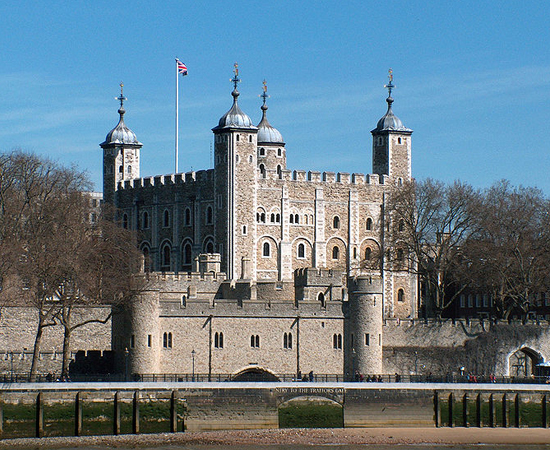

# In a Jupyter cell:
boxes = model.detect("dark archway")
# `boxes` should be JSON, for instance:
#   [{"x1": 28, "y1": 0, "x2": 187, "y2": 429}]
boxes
[
  {"x1": 232, "y1": 367, "x2": 280, "y2": 382},
  {"x1": 508, "y1": 347, "x2": 543, "y2": 377}
]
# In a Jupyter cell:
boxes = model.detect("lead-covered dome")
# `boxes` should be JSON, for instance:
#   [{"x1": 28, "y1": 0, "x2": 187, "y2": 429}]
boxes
[
  {"x1": 372, "y1": 96, "x2": 412, "y2": 133},
  {"x1": 257, "y1": 103, "x2": 284, "y2": 144},
  {"x1": 216, "y1": 89, "x2": 256, "y2": 129},
  {"x1": 101, "y1": 105, "x2": 142, "y2": 146}
]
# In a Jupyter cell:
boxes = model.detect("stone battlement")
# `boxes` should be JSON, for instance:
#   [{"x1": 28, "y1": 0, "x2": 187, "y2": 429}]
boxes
[
  {"x1": 118, "y1": 169, "x2": 215, "y2": 190},
  {"x1": 383, "y1": 317, "x2": 550, "y2": 328},
  {"x1": 137, "y1": 269, "x2": 227, "y2": 285}
]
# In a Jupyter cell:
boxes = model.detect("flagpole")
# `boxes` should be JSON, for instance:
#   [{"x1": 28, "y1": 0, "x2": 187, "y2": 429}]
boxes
[{"x1": 175, "y1": 58, "x2": 179, "y2": 174}]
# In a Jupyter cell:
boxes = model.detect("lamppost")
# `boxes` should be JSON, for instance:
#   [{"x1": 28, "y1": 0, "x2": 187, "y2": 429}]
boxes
[
  {"x1": 124, "y1": 348, "x2": 129, "y2": 382},
  {"x1": 191, "y1": 349, "x2": 196, "y2": 382}
]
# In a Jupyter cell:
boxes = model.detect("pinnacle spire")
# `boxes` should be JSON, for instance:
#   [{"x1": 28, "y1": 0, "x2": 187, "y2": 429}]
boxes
[
  {"x1": 384, "y1": 69, "x2": 395, "y2": 108},
  {"x1": 116, "y1": 82, "x2": 127, "y2": 117},
  {"x1": 230, "y1": 62, "x2": 241, "y2": 100}
]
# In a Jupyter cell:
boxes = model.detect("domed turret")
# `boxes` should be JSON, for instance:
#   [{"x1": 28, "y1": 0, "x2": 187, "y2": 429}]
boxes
[
  {"x1": 100, "y1": 83, "x2": 142, "y2": 206},
  {"x1": 257, "y1": 84, "x2": 284, "y2": 144},
  {"x1": 372, "y1": 74, "x2": 411, "y2": 133},
  {"x1": 213, "y1": 64, "x2": 256, "y2": 131},
  {"x1": 100, "y1": 89, "x2": 142, "y2": 146}
]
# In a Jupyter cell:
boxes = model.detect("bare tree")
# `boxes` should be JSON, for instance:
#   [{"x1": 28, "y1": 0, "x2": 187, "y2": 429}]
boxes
[
  {"x1": 465, "y1": 181, "x2": 550, "y2": 319},
  {"x1": 385, "y1": 179, "x2": 481, "y2": 317},
  {"x1": 55, "y1": 203, "x2": 144, "y2": 379},
  {"x1": 0, "y1": 151, "x2": 90, "y2": 380}
]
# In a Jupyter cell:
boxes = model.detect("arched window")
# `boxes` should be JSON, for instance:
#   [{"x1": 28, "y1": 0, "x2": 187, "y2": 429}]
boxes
[
  {"x1": 332, "y1": 246, "x2": 339, "y2": 260},
  {"x1": 333, "y1": 334, "x2": 342, "y2": 349},
  {"x1": 294, "y1": 214, "x2": 299, "y2": 224},
  {"x1": 127, "y1": 165, "x2": 132, "y2": 174},
  {"x1": 119, "y1": 165, "x2": 123, "y2": 173},
  {"x1": 163, "y1": 209, "x2": 170, "y2": 228},
  {"x1": 214, "y1": 332, "x2": 224, "y2": 349},
  {"x1": 142, "y1": 211, "x2": 149, "y2": 229},
  {"x1": 398, "y1": 289, "x2": 405, "y2": 302},
  {"x1": 283, "y1": 332, "x2": 293, "y2": 349},
  {"x1": 122, "y1": 214, "x2": 128, "y2": 229},
  {"x1": 163, "y1": 332, "x2": 172, "y2": 348},
  {"x1": 263, "y1": 242, "x2": 270, "y2": 257},
  {"x1": 142, "y1": 247, "x2": 151, "y2": 272},
  {"x1": 236, "y1": 134, "x2": 240, "y2": 142},
  {"x1": 398, "y1": 219, "x2": 404, "y2": 232},
  {"x1": 366, "y1": 218, "x2": 373, "y2": 231},
  {"x1": 259, "y1": 164, "x2": 266, "y2": 178},
  {"x1": 261, "y1": 213, "x2": 266, "y2": 223},
  {"x1": 276, "y1": 213, "x2": 280, "y2": 223},
  {"x1": 161, "y1": 243, "x2": 171, "y2": 270},
  {"x1": 259, "y1": 147, "x2": 265, "y2": 156},
  {"x1": 396, "y1": 248, "x2": 404, "y2": 261},
  {"x1": 250, "y1": 335, "x2": 260, "y2": 348},
  {"x1": 298, "y1": 243, "x2": 305, "y2": 258},
  {"x1": 289, "y1": 214, "x2": 294, "y2": 224},
  {"x1": 277, "y1": 165, "x2": 282, "y2": 179},
  {"x1": 277, "y1": 148, "x2": 282, "y2": 157},
  {"x1": 184, "y1": 208, "x2": 191, "y2": 226},
  {"x1": 206, "y1": 206, "x2": 213, "y2": 224},
  {"x1": 183, "y1": 243, "x2": 192, "y2": 266},
  {"x1": 270, "y1": 213, "x2": 275, "y2": 223},
  {"x1": 333, "y1": 216, "x2": 340, "y2": 229},
  {"x1": 365, "y1": 247, "x2": 372, "y2": 260},
  {"x1": 398, "y1": 137, "x2": 402, "y2": 144},
  {"x1": 318, "y1": 292, "x2": 325, "y2": 306},
  {"x1": 206, "y1": 241, "x2": 214, "y2": 254}
]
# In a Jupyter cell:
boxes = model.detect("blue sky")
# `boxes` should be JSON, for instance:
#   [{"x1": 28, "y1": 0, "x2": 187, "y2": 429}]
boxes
[{"x1": 1, "y1": 1, "x2": 549, "y2": 193}]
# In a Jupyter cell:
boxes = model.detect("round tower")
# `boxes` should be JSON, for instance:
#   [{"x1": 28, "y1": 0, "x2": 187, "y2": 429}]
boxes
[
  {"x1": 127, "y1": 289, "x2": 161, "y2": 375},
  {"x1": 346, "y1": 274, "x2": 384, "y2": 378}
]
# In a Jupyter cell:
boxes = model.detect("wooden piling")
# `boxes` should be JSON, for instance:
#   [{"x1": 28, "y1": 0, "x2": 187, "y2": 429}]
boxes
[
  {"x1": 475, "y1": 393, "x2": 482, "y2": 427},
  {"x1": 75, "y1": 392, "x2": 82, "y2": 437},
  {"x1": 132, "y1": 391, "x2": 140, "y2": 434},
  {"x1": 113, "y1": 392, "x2": 121, "y2": 436},
  {"x1": 434, "y1": 391, "x2": 441, "y2": 427},
  {"x1": 502, "y1": 393, "x2": 508, "y2": 428},
  {"x1": 36, "y1": 392, "x2": 44, "y2": 438},
  {"x1": 170, "y1": 391, "x2": 178, "y2": 433},
  {"x1": 448, "y1": 393, "x2": 454, "y2": 428},
  {"x1": 462, "y1": 393, "x2": 469, "y2": 427},
  {"x1": 489, "y1": 393, "x2": 495, "y2": 428}
]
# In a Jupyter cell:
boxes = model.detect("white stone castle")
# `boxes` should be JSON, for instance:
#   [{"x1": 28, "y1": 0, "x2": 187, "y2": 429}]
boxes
[{"x1": 102, "y1": 66, "x2": 417, "y2": 380}]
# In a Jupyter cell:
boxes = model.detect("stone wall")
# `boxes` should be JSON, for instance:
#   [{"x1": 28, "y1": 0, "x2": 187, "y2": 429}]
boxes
[{"x1": 0, "y1": 306, "x2": 112, "y2": 375}]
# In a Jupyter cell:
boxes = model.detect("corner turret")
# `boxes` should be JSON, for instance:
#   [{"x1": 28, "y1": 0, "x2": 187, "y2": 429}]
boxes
[{"x1": 371, "y1": 70, "x2": 412, "y2": 184}]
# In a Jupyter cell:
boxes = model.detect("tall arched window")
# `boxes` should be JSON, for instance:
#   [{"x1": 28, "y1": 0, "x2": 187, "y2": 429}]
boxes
[
  {"x1": 396, "y1": 248, "x2": 404, "y2": 261},
  {"x1": 163, "y1": 209, "x2": 170, "y2": 228},
  {"x1": 259, "y1": 164, "x2": 266, "y2": 178},
  {"x1": 366, "y1": 218, "x2": 373, "y2": 231},
  {"x1": 318, "y1": 292, "x2": 325, "y2": 306},
  {"x1": 122, "y1": 214, "x2": 129, "y2": 229},
  {"x1": 277, "y1": 165, "x2": 282, "y2": 179},
  {"x1": 206, "y1": 206, "x2": 213, "y2": 224},
  {"x1": 276, "y1": 213, "x2": 280, "y2": 223},
  {"x1": 183, "y1": 243, "x2": 192, "y2": 266},
  {"x1": 206, "y1": 241, "x2": 214, "y2": 254},
  {"x1": 161, "y1": 243, "x2": 171, "y2": 270},
  {"x1": 270, "y1": 213, "x2": 275, "y2": 223},
  {"x1": 184, "y1": 208, "x2": 191, "y2": 226},
  {"x1": 294, "y1": 214, "x2": 299, "y2": 224},
  {"x1": 298, "y1": 243, "x2": 305, "y2": 258},
  {"x1": 214, "y1": 332, "x2": 224, "y2": 348},
  {"x1": 332, "y1": 246, "x2": 339, "y2": 260},
  {"x1": 142, "y1": 247, "x2": 151, "y2": 272},
  {"x1": 142, "y1": 211, "x2": 149, "y2": 229},
  {"x1": 290, "y1": 214, "x2": 294, "y2": 224},
  {"x1": 263, "y1": 242, "x2": 270, "y2": 257},
  {"x1": 333, "y1": 216, "x2": 340, "y2": 229}
]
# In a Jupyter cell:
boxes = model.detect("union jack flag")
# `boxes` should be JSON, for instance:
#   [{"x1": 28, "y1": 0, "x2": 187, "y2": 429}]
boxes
[{"x1": 176, "y1": 59, "x2": 188, "y2": 76}]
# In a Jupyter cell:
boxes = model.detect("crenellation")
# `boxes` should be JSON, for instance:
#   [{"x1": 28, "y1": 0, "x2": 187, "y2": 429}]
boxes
[
  {"x1": 366, "y1": 174, "x2": 379, "y2": 184},
  {"x1": 337, "y1": 172, "x2": 350, "y2": 183},
  {"x1": 308, "y1": 171, "x2": 321, "y2": 182},
  {"x1": 352, "y1": 173, "x2": 365, "y2": 185},
  {"x1": 322, "y1": 171, "x2": 336, "y2": 182}
]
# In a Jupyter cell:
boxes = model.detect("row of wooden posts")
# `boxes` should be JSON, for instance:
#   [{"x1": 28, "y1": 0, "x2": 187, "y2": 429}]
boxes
[
  {"x1": 434, "y1": 391, "x2": 549, "y2": 428},
  {"x1": 0, "y1": 391, "x2": 184, "y2": 438}
]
